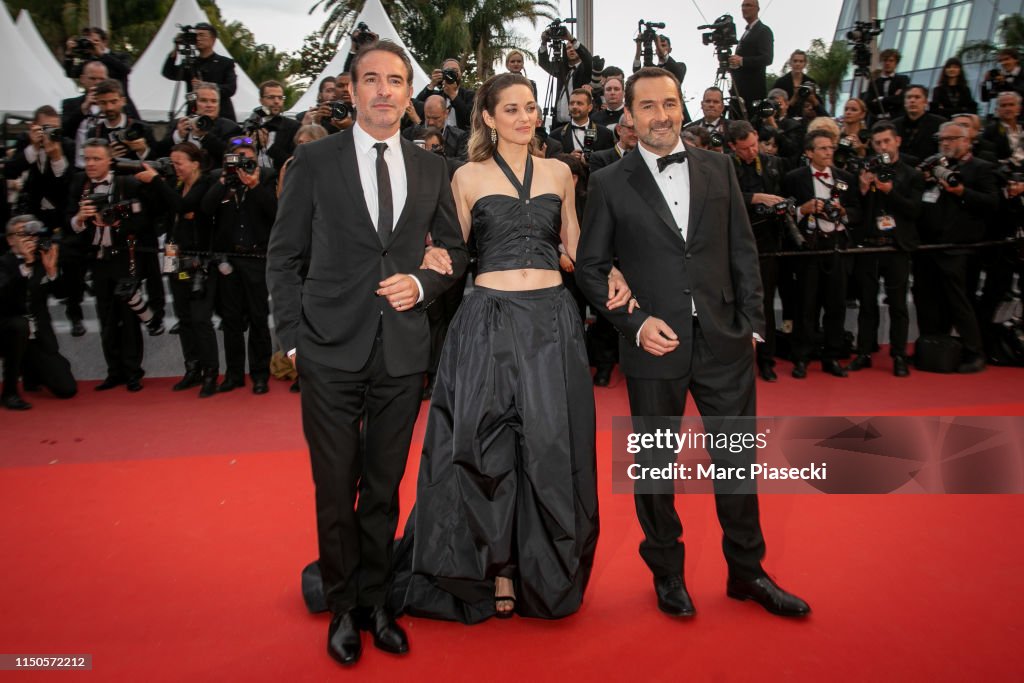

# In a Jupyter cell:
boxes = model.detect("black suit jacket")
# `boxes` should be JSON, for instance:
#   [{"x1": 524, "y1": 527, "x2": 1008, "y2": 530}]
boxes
[
  {"x1": 981, "y1": 68, "x2": 1024, "y2": 103},
  {"x1": 893, "y1": 113, "x2": 946, "y2": 162},
  {"x1": 587, "y1": 146, "x2": 626, "y2": 172},
  {"x1": 554, "y1": 121, "x2": 615, "y2": 156},
  {"x1": 162, "y1": 52, "x2": 238, "y2": 122},
  {"x1": 0, "y1": 253, "x2": 64, "y2": 351},
  {"x1": 153, "y1": 117, "x2": 243, "y2": 160},
  {"x1": 856, "y1": 159, "x2": 924, "y2": 251},
  {"x1": 771, "y1": 72, "x2": 817, "y2": 101},
  {"x1": 577, "y1": 146, "x2": 765, "y2": 379},
  {"x1": 734, "y1": 21, "x2": 774, "y2": 102},
  {"x1": 4, "y1": 138, "x2": 76, "y2": 222},
  {"x1": 267, "y1": 128, "x2": 469, "y2": 375},
  {"x1": 864, "y1": 73, "x2": 910, "y2": 120},
  {"x1": 919, "y1": 156, "x2": 999, "y2": 245},
  {"x1": 415, "y1": 86, "x2": 475, "y2": 130},
  {"x1": 783, "y1": 165, "x2": 862, "y2": 235},
  {"x1": 265, "y1": 116, "x2": 302, "y2": 170},
  {"x1": 981, "y1": 121, "x2": 1021, "y2": 161}
]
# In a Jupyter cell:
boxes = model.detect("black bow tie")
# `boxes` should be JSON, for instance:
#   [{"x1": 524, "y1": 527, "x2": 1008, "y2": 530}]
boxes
[
  {"x1": 572, "y1": 124, "x2": 588, "y2": 131},
  {"x1": 657, "y1": 151, "x2": 687, "y2": 172}
]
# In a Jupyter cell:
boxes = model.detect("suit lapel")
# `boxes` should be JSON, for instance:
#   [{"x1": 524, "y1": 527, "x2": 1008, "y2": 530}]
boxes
[
  {"x1": 625, "y1": 150, "x2": 682, "y2": 242},
  {"x1": 685, "y1": 150, "x2": 711, "y2": 243},
  {"x1": 336, "y1": 130, "x2": 376, "y2": 239},
  {"x1": 388, "y1": 138, "x2": 421, "y2": 247}
]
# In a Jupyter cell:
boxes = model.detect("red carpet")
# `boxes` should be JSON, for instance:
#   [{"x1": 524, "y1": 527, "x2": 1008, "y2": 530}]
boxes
[{"x1": 2, "y1": 360, "x2": 1022, "y2": 681}]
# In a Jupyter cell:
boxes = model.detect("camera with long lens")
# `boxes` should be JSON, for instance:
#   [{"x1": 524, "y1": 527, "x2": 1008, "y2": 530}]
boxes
[
  {"x1": 352, "y1": 22, "x2": 377, "y2": 48},
  {"x1": 698, "y1": 14, "x2": 738, "y2": 74},
  {"x1": 797, "y1": 82, "x2": 818, "y2": 100},
  {"x1": 113, "y1": 157, "x2": 175, "y2": 178},
  {"x1": 847, "y1": 19, "x2": 883, "y2": 76},
  {"x1": 750, "y1": 99, "x2": 779, "y2": 120},
  {"x1": 84, "y1": 192, "x2": 133, "y2": 224},
  {"x1": 863, "y1": 152, "x2": 897, "y2": 182},
  {"x1": 637, "y1": 19, "x2": 666, "y2": 68},
  {"x1": 822, "y1": 180, "x2": 849, "y2": 223},
  {"x1": 919, "y1": 154, "x2": 962, "y2": 187},
  {"x1": 708, "y1": 131, "x2": 726, "y2": 148},
  {"x1": 328, "y1": 101, "x2": 353, "y2": 120},
  {"x1": 41, "y1": 125, "x2": 63, "y2": 142},
  {"x1": 109, "y1": 121, "x2": 148, "y2": 144},
  {"x1": 589, "y1": 56, "x2": 607, "y2": 101},
  {"x1": 543, "y1": 17, "x2": 577, "y2": 64},
  {"x1": 753, "y1": 197, "x2": 796, "y2": 217},
  {"x1": 114, "y1": 277, "x2": 157, "y2": 329},
  {"x1": 186, "y1": 114, "x2": 215, "y2": 133},
  {"x1": 582, "y1": 128, "x2": 597, "y2": 163},
  {"x1": 21, "y1": 220, "x2": 62, "y2": 252}
]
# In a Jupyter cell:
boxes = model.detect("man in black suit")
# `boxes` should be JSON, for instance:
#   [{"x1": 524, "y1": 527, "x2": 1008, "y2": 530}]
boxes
[
  {"x1": 577, "y1": 67, "x2": 809, "y2": 620},
  {"x1": 864, "y1": 49, "x2": 910, "y2": 121},
  {"x1": 154, "y1": 82, "x2": 242, "y2": 161},
  {"x1": 893, "y1": 85, "x2": 946, "y2": 161},
  {"x1": 981, "y1": 48, "x2": 1024, "y2": 106},
  {"x1": 63, "y1": 61, "x2": 109, "y2": 169},
  {"x1": 63, "y1": 27, "x2": 139, "y2": 120},
  {"x1": 953, "y1": 113, "x2": 1000, "y2": 163},
  {"x1": 589, "y1": 113, "x2": 638, "y2": 172},
  {"x1": 783, "y1": 130, "x2": 862, "y2": 379},
  {"x1": 0, "y1": 215, "x2": 78, "y2": 409},
  {"x1": 591, "y1": 75, "x2": 627, "y2": 132},
  {"x1": 730, "y1": 0, "x2": 774, "y2": 104},
  {"x1": 249, "y1": 80, "x2": 301, "y2": 170},
  {"x1": 401, "y1": 94, "x2": 468, "y2": 160},
  {"x1": 553, "y1": 89, "x2": 615, "y2": 165},
  {"x1": 539, "y1": 29, "x2": 594, "y2": 130},
  {"x1": 85, "y1": 80, "x2": 157, "y2": 163},
  {"x1": 415, "y1": 59, "x2": 475, "y2": 130},
  {"x1": 684, "y1": 87, "x2": 728, "y2": 143},
  {"x1": 267, "y1": 41, "x2": 469, "y2": 666},
  {"x1": 847, "y1": 122, "x2": 924, "y2": 377},
  {"x1": 162, "y1": 22, "x2": 238, "y2": 122},
  {"x1": 914, "y1": 121, "x2": 1000, "y2": 373},
  {"x1": 981, "y1": 91, "x2": 1024, "y2": 161}
]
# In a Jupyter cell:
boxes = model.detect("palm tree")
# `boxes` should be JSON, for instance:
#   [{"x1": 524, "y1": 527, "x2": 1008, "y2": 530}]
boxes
[
  {"x1": 806, "y1": 38, "x2": 852, "y2": 114},
  {"x1": 958, "y1": 15, "x2": 1024, "y2": 65}
]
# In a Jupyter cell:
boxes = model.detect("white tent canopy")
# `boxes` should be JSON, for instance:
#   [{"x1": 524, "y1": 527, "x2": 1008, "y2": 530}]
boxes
[
  {"x1": 16, "y1": 9, "x2": 75, "y2": 92},
  {"x1": 288, "y1": 0, "x2": 430, "y2": 115},
  {"x1": 0, "y1": 6, "x2": 77, "y2": 117},
  {"x1": 129, "y1": 0, "x2": 260, "y2": 121}
]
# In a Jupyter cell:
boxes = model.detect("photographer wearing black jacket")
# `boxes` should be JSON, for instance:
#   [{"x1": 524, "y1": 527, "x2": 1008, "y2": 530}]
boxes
[
  {"x1": 1, "y1": 216, "x2": 78, "y2": 409},
  {"x1": 67, "y1": 139, "x2": 161, "y2": 391},
  {"x1": 914, "y1": 122, "x2": 1000, "y2": 373},
  {"x1": 154, "y1": 82, "x2": 243, "y2": 162},
  {"x1": 415, "y1": 59, "x2": 475, "y2": 130},
  {"x1": 85, "y1": 79, "x2": 156, "y2": 164},
  {"x1": 539, "y1": 25, "x2": 593, "y2": 131},
  {"x1": 162, "y1": 22, "x2": 239, "y2": 123},
  {"x1": 247, "y1": 80, "x2": 301, "y2": 171},
  {"x1": 847, "y1": 122, "x2": 924, "y2": 376},
  {"x1": 63, "y1": 27, "x2": 139, "y2": 119},
  {"x1": 201, "y1": 144, "x2": 277, "y2": 394}
]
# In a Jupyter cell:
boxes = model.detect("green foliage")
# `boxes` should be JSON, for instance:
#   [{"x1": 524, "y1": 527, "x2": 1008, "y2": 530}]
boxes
[
  {"x1": 958, "y1": 15, "x2": 1024, "y2": 64},
  {"x1": 805, "y1": 38, "x2": 852, "y2": 114}
]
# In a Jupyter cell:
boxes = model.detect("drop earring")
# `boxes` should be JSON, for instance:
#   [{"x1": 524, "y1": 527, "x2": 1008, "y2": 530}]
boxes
[{"x1": 490, "y1": 127, "x2": 497, "y2": 144}]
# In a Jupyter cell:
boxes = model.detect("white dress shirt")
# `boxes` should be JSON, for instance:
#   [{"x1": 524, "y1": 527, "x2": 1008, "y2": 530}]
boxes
[
  {"x1": 352, "y1": 121, "x2": 408, "y2": 231},
  {"x1": 796, "y1": 166, "x2": 842, "y2": 233}
]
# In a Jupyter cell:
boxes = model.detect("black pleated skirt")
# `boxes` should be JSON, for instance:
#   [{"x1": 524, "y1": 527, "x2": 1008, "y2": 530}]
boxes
[{"x1": 389, "y1": 284, "x2": 599, "y2": 623}]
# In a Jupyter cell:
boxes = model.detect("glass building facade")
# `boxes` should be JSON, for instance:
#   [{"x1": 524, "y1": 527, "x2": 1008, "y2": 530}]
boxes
[{"x1": 833, "y1": 0, "x2": 1024, "y2": 114}]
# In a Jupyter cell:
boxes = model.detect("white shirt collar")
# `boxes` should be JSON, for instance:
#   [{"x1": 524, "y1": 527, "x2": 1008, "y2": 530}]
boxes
[
  {"x1": 745, "y1": 19, "x2": 760, "y2": 31},
  {"x1": 352, "y1": 121, "x2": 403, "y2": 158},
  {"x1": 637, "y1": 138, "x2": 686, "y2": 176},
  {"x1": 103, "y1": 114, "x2": 128, "y2": 129}
]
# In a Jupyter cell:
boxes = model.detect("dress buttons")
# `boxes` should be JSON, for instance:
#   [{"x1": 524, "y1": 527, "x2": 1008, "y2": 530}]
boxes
[
  {"x1": 382, "y1": 250, "x2": 388, "y2": 257},
  {"x1": 684, "y1": 289, "x2": 692, "y2": 295},
  {"x1": 685, "y1": 253, "x2": 692, "y2": 259},
  {"x1": 525, "y1": 199, "x2": 531, "y2": 204}
]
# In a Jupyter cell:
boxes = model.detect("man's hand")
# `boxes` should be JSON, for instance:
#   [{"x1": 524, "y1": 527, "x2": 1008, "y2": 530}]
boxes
[
  {"x1": 800, "y1": 198, "x2": 823, "y2": 215},
  {"x1": 18, "y1": 236, "x2": 38, "y2": 264},
  {"x1": 190, "y1": 77, "x2": 202, "y2": 90},
  {"x1": 134, "y1": 163, "x2": 158, "y2": 184},
  {"x1": 81, "y1": 88, "x2": 97, "y2": 115},
  {"x1": 443, "y1": 81, "x2": 459, "y2": 100},
  {"x1": 377, "y1": 274, "x2": 419, "y2": 311},
  {"x1": 41, "y1": 244, "x2": 60, "y2": 278},
  {"x1": 606, "y1": 267, "x2": 632, "y2": 309},
  {"x1": 420, "y1": 246, "x2": 453, "y2": 274},
  {"x1": 638, "y1": 316, "x2": 679, "y2": 356},
  {"x1": 940, "y1": 178, "x2": 964, "y2": 196},
  {"x1": 43, "y1": 134, "x2": 63, "y2": 159},
  {"x1": 77, "y1": 199, "x2": 98, "y2": 224},
  {"x1": 28, "y1": 125, "x2": 44, "y2": 148},
  {"x1": 404, "y1": 99, "x2": 421, "y2": 125},
  {"x1": 430, "y1": 69, "x2": 443, "y2": 88},
  {"x1": 176, "y1": 117, "x2": 192, "y2": 139},
  {"x1": 109, "y1": 141, "x2": 129, "y2": 159},
  {"x1": 125, "y1": 138, "x2": 148, "y2": 155},
  {"x1": 753, "y1": 193, "x2": 785, "y2": 207},
  {"x1": 728, "y1": 55, "x2": 743, "y2": 68}
]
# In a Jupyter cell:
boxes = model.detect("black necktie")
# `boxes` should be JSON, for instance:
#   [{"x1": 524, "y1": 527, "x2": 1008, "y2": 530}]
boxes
[
  {"x1": 373, "y1": 142, "x2": 393, "y2": 243},
  {"x1": 657, "y1": 151, "x2": 687, "y2": 172}
]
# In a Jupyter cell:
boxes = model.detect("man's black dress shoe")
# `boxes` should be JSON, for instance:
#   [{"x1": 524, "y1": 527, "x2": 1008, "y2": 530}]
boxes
[
  {"x1": 727, "y1": 576, "x2": 810, "y2": 617},
  {"x1": 126, "y1": 378, "x2": 143, "y2": 392},
  {"x1": 758, "y1": 363, "x2": 778, "y2": 382},
  {"x1": 357, "y1": 606, "x2": 409, "y2": 654},
  {"x1": 893, "y1": 356, "x2": 910, "y2": 377},
  {"x1": 94, "y1": 377, "x2": 124, "y2": 391},
  {"x1": 70, "y1": 320, "x2": 86, "y2": 337},
  {"x1": 218, "y1": 377, "x2": 245, "y2": 393},
  {"x1": 822, "y1": 360, "x2": 848, "y2": 377},
  {"x1": 957, "y1": 356, "x2": 986, "y2": 374},
  {"x1": 327, "y1": 610, "x2": 362, "y2": 665},
  {"x1": 847, "y1": 354, "x2": 872, "y2": 371},
  {"x1": 252, "y1": 379, "x2": 269, "y2": 395},
  {"x1": 791, "y1": 361, "x2": 807, "y2": 379},
  {"x1": 653, "y1": 574, "x2": 695, "y2": 617},
  {"x1": 593, "y1": 366, "x2": 612, "y2": 387},
  {"x1": 3, "y1": 394, "x2": 32, "y2": 410}
]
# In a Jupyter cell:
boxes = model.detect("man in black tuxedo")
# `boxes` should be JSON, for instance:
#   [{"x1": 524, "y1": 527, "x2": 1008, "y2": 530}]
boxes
[
  {"x1": 577, "y1": 67, "x2": 809, "y2": 619},
  {"x1": 864, "y1": 49, "x2": 910, "y2": 121},
  {"x1": 85, "y1": 80, "x2": 157, "y2": 163},
  {"x1": 539, "y1": 29, "x2": 594, "y2": 130},
  {"x1": 893, "y1": 85, "x2": 946, "y2": 161},
  {"x1": 684, "y1": 87, "x2": 728, "y2": 143},
  {"x1": 246, "y1": 80, "x2": 301, "y2": 171},
  {"x1": 162, "y1": 22, "x2": 238, "y2": 122},
  {"x1": 914, "y1": 121, "x2": 1000, "y2": 373},
  {"x1": 730, "y1": 0, "x2": 774, "y2": 104},
  {"x1": 401, "y1": 94, "x2": 469, "y2": 160},
  {"x1": 153, "y1": 82, "x2": 242, "y2": 161},
  {"x1": 981, "y1": 48, "x2": 1024, "y2": 106},
  {"x1": 415, "y1": 59, "x2": 475, "y2": 130},
  {"x1": 63, "y1": 61, "x2": 109, "y2": 169},
  {"x1": 783, "y1": 130, "x2": 862, "y2": 379},
  {"x1": 591, "y1": 75, "x2": 627, "y2": 132},
  {"x1": 267, "y1": 41, "x2": 469, "y2": 666},
  {"x1": 553, "y1": 89, "x2": 615, "y2": 165},
  {"x1": 847, "y1": 122, "x2": 924, "y2": 377}
]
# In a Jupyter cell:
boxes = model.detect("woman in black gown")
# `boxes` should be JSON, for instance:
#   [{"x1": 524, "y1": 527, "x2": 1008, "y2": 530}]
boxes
[
  {"x1": 931, "y1": 57, "x2": 978, "y2": 120},
  {"x1": 390, "y1": 73, "x2": 631, "y2": 623}
]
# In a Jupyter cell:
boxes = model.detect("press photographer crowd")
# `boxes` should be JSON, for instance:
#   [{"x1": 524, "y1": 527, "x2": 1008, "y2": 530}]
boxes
[{"x1": 2, "y1": 4, "x2": 1023, "y2": 411}]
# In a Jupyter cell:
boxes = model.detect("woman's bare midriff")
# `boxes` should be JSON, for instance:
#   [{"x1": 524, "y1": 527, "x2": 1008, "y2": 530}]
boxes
[{"x1": 474, "y1": 269, "x2": 563, "y2": 291}]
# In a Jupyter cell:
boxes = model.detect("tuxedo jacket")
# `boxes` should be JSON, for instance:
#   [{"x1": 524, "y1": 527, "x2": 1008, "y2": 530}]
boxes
[
  {"x1": 587, "y1": 145, "x2": 626, "y2": 172},
  {"x1": 864, "y1": 73, "x2": 910, "y2": 120},
  {"x1": 265, "y1": 116, "x2": 302, "y2": 170},
  {"x1": 4, "y1": 137, "x2": 76, "y2": 220},
  {"x1": 981, "y1": 68, "x2": 1024, "y2": 102},
  {"x1": 577, "y1": 146, "x2": 765, "y2": 380},
  {"x1": 153, "y1": 117, "x2": 243, "y2": 160},
  {"x1": 554, "y1": 121, "x2": 615, "y2": 156},
  {"x1": 893, "y1": 113, "x2": 946, "y2": 162},
  {"x1": 267, "y1": 128, "x2": 470, "y2": 376},
  {"x1": 0, "y1": 253, "x2": 65, "y2": 351},
  {"x1": 414, "y1": 86, "x2": 475, "y2": 130},
  {"x1": 734, "y1": 21, "x2": 774, "y2": 101},
  {"x1": 782, "y1": 165, "x2": 862, "y2": 234}
]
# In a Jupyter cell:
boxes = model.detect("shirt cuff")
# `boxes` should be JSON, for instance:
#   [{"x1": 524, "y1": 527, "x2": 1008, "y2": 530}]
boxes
[
  {"x1": 410, "y1": 274, "x2": 425, "y2": 304},
  {"x1": 24, "y1": 146, "x2": 39, "y2": 164},
  {"x1": 635, "y1": 317, "x2": 651, "y2": 347},
  {"x1": 287, "y1": 348, "x2": 296, "y2": 359},
  {"x1": 19, "y1": 264, "x2": 32, "y2": 278},
  {"x1": 71, "y1": 215, "x2": 86, "y2": 233},
  {"x1": 754, "y1": 333, "x2": 765, "y2": 343}
]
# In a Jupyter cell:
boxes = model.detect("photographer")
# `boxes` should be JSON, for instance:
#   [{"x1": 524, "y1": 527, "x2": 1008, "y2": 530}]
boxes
[
  {"x1": 728, "y1": 120, "x2": 788, "y2": 381},
  {"x1": 401, "y1": 94, "x2": 468, "y2": 161},
  {"x1": 685, "y1": 87, "x2": 728, "y2": 150},
  {"x1": 847, "y1": 121, "x2": 924, "y2": 376},
  {"x1": 1, "y1": 215, "x2": 78, "y2": 409},
  {"x1": 982, "y1": 91, "x2": 1024, "y2": 163},
  {"x1": 538, "y1": 23, "x2": 593, "y2": 130},
  {"x1": 201, "y1": 144, "x2": 277, "y2": 394},
  {"x1": 863, "y1": 49, "x2": 910, "y2": 121},
  {"x1": 833, "y1": 98, "x2": 870, "y2": 174},
  {"x1": 589, "y1": 112, "x2": 638, "y2": 171},
  {"x1": 953, "y1": 113, "x2": 1000, "y2": 163},
  {"x1": 416, "y1": 59, "x2": 474, "y2": 130},
  {"x1": 783, "y1": 129, "x2": 862, "y2": 378},
  {"x1": 297, "y1": 77, "x2": 352, "y2": 134},
  {"x1": 553, "y1": 88, "x2": 615, "y2": 165},
  {"x1": 62, "y1": 61, "x2": 109, "y2": 169},
  {"x1": 84, "y1": 79, "x2": 156, "y2": 164},
  {"x1": 981, "y1": 48, "x2": 1024, "y2": 104},
  {"x1": 893, "y1": 85, "x2": 945, "y2": 162},
  {"x1": 67, "y1": 139, "x2": 161, "y2": 391},
  {"x1": 730, "y1": 0, "x2": 774, "y2": 103},
  {"x1": 772, "y1": 50, "x2": 817, "y2": 107},
  {"x1": 631, "y1": 31, "x2": 687, "y2": 83},
  {"x1": 63, "y1": 27, "x2": 137, "y2": 118},
  {"x1": 913, "y1": 121, "x2": 999, "y2": 373},
  {"x1": 760, "y1": 88, "x2": 805, "y2": 161},
  {"x1": 590, "y1": 75, "x2": 626, "y2": 132},
  {"x1": 248, "y1": 80, "x2": 301, "y2": 171},
  {"x1": 162, "y1": 22, "x2": 239, "y2": 123},
  {"x1": 155, "y1": 82, "x2": 243, "y2": 162},
  {"x1": 135, "y1": 144, "x2": 219, "y2": 397}
]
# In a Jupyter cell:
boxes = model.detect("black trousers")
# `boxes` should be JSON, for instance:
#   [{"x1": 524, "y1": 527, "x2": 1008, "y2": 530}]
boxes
[
  {"x1": 218, "y1": 257, "x2": 271, "y2": 382},
  {"x1": 913, "y1": 251, "x2": 982, "y2": 356},
  {"x1": 22, "y1": 337, "x2": 77, "y2": 398},
  {"x1": 426, "y1": 272, "x2": 466, "y2": 377},
  {"x1": 793, "y1": 246, "x2": 850, "y2": 362},
  {"x1": 625, "y1": 321, "x2": 766, "y2": 582},
  {"x1": 0, "y1": 316, "x2": 29, "y2": 397},
  {"x1": 756, "y1": 254, "x2": 778, "y2": 367},
  {"x1": 299, "y1": 334, "x2": 423, "y2": 613},
  {"x1": 58, "y1": 243, "x2": 90, "y2": 323},
  {"x1": 853, "y1": 251, "x2": 911, "y2": 357},
  {"x1": 91, "y1": 258, "x2": 143, "y2": 381},
  {"x1": 136, "y1": 251, "x2": 166, "y2": 325},
  {"x1": 169, "y1": 272, "x2": 218, "y2": 371}
]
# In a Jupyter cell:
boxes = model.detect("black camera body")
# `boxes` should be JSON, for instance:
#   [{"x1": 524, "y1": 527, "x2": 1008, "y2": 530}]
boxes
[
  {"x1": 352, "y1": 22, "x2": 377, "y2": 48},
  {"x1": 21, "y1": 220, "x2": 62, "y2": 252},
  {"x1": 919, "y1": 154, "x2": 962, "y2": 188},
  {"x1": 109, "y1": 122, "x2": 148, "y2": 144},
  {"x1": 754, "y1": 197, "x2": 797, "y2": 217},
  {"x1": 823, "y1": 180, "x2": 849, "y2": 223},
  {"x1": 847, "y1": 19, "x2": 883, "y2": 75},
  {"x1": 637, "y1": 19, "x2": 667, "y2": 68},
  {"x1": 751, "y1": 99, "x2": 779, "y2": 120},
  {"x1": 175, "y1": 25, "x2": 199, "y2": 47},
  {"x1": 699, "y1": 14, "x2": 738, "y2": 48},
  {"x1": 544, "y1": 17, "x2": 577, "y2": 63},
  {"x1": 243, "y1": 106, "x2": 282, "y2": 134},
  {"x1": 223, "y1": 153, "x2": 258, "y2": 189},
  {"x1": 797, "y1": 82, "x2": 818, "y2": 99},
  {"x1": 85, "y1": 192, "x2": 133, "y2": 225},
  {"x1": 864, "y1": 153, "x2": 897, "y2": 183},
  {"x1": 582, "y1": 127, "x2": 597, "y2": 162},
  {"x1": 329, "y1": 101, "x2": 353, "y2": 120},
  {"x1": 41, "y1": 125, "x2": 63, "y2": 142},
  {"x1": 441, "y1": 68, "x2": 460, "y2": 86},
  {"x1": 188, "y1": 114, "x2": 215, "y2": 132},
  {"x1": 708, "y1": 131, "x2": 726, "y2": 149}
]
